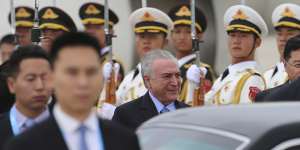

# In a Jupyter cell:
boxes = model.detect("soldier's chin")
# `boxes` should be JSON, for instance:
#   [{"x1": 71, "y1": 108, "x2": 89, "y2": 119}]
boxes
[{"x1": 41, "y1": 42, "x2": 51, "y2": 52}]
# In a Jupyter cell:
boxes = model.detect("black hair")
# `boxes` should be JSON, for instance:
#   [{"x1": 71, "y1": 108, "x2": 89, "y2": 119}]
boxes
[
  {"x1": 0, "y1": 34, "x2": 17, "y2": 47},
  {"x1": 50, "y1": 32, "x2": 101, "y2": 64},
  {"x1": 7, "y1": 45, "x2": 50, "y2": 77},
  {"x1": 284, "y1": 34, "x2": 300, "y2": 61}
]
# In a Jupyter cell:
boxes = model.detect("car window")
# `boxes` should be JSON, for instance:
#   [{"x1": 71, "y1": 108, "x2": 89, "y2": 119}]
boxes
[
  {"x1": 138, "y1": 127, "x2": 243, "y2": 150},
  {"x1": 272, "y1": 138, "x2": 300, "y2": 150}
]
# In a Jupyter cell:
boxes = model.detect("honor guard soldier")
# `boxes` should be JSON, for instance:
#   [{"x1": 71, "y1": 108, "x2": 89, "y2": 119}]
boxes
[
  {"x1": 187, "y1": 5, "x2": 268, "y2": 105},
  {"x1": 8, "y1": 6, "x2": 34, "y2": 46},
  {"x1": 263, "y1": 3, "x2": 300, "y2": 89},
  {"x1": 168, "y1": 4, "x2": 216, "y2": 105},
  {"x1": 39, "y1": 7, "x2": 77, "y2": 52},
  {"x1": 116, "y1": 7, "x2": 173, "y2": 106},
  {"x1": 79, "y1": 2, "x2": 125, "y2": 87}
]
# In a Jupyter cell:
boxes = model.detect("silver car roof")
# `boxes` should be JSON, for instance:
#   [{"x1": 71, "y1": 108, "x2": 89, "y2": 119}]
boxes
[{"x1": 138, "y1": 102, "x2": 300, "y2": 140}]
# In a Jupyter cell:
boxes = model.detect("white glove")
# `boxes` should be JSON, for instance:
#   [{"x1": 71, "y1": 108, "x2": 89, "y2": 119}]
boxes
[
  {"x1": 103, "y1": 62, "x2": 120, "y2": 81},
  {"x1": 186, "y1": 64, "x2": 208, "y2": 84},
  {"x1": 97, "y1": 102, "x2": 116, "y2": 120}
]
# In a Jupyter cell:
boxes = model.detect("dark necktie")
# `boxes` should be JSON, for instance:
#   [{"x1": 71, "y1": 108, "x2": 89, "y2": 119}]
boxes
[
  {"x1": 221, "y1": 68, "x2": 229, "y2": 81},
  {"x1": 20, "y1": 119, "x2": 35, "y2": 133},
  {"x1": 160, "y1": 107, "x2": 170, "y2": 114}
]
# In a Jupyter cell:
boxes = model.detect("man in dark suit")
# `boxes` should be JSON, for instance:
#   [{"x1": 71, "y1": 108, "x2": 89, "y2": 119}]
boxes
[
  {"x1": 4, "y1": 32, "x2": 140, "y2": 150},
  {"x1": 256, "y1": 34, "x2": 300, "y2": 101},
  {"x1": 0, "y1": 34, "x2": 18, "y2": 114},
  {"x1": 0, "y1": 45, "x2": 52, "y2": 149},
  {"x1": 0, "y1": 61, "x2": 15, "y2": 114},
  {"x1": 113, "y1": 50, "x2": 189, "y2": 131}
]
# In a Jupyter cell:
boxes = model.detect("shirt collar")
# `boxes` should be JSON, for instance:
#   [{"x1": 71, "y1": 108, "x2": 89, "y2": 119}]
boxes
[
  {"x1": 228, "y1": 61, "x2": 257, "y2": 74},
  {"x1": 149, "y1": 92, "x2": 176, "y2": 113},
  {"x1": 137, "y1": 63, "x2": 142, "y2": 72},
  {"x1": 53, "y1": 105, "x2": 98, "y2": 133},
  {"x1": 12, "y1": 104, "x2": 50, "y2": 129},
  {"x1": 178, "y1": 54, "x2": 196, "y2": 67}
]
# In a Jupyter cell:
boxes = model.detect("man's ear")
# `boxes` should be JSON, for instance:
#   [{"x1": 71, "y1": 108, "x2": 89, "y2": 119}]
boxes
[
  {"x1": 143, "y1": 75, "x2": 151, "y2": 89},
  {"x1": 7, "y1": 77, "x2": 16, "y2": 94},
  {"x1": 197, "y1": 32, "x2": 204, "y2": 41},
  {"x1": 255, "y1": 37, "x2": 262, "y2": 48}
]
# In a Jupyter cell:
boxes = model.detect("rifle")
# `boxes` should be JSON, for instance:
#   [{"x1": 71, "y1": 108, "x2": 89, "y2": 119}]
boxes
[
  {"x1": 142, "y1": 0, "x2": 147, "y2": 8},
  {"x1": 31, "y1": 0, "x2": 41, "y2": 45},
  {"x1": 191, "y1": 0, "x2": 205, "y2": 106},
  {"x1": 103, "y1": 0, "x2": 116, "y2": 105}
]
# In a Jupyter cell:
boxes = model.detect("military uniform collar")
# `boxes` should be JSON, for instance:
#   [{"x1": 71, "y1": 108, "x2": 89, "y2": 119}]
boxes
[
  {"x1": 228, "y1": 60, "x2": 257, "y2": 74},
  {"x1": 101, "y1": 46, "x2": 110, "y2": 56},
  {"x1": 178, "y1": 54, "x2": 196, "y2": 67},
  {"x1": 276, "y1": 61, "x2": 285, "y2": 72},
  {"x1": 136, "y1": 63, "x2": 142, "y2": 71}
]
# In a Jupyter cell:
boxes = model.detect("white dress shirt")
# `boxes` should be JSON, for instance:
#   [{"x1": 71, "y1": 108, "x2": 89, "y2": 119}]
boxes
[
  {"x1": 53, "y1": 105, "x2": 104, "y2": 150},
  {"x1": 149, "y1": 92, "x2": 176, "y2": 113},
  {"x1": 9, "y1": 104, "x2": 49, "y2": 135}
]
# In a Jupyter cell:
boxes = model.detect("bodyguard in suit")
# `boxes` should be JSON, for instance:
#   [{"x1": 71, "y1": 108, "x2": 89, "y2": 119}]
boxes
[
  {"x1": 113, "y1": 50, "x2": 189, "y2": 131},
  {"x1": 0, "y1": 45, "x2": 52, "y2": 149},
  {"x1": 0, "y1": 34, "x2": 18, "y2": 114},
  {"x1": 0, "y1": 61, "x2": 15, "y2": 114},
  {"x1": 0, "y1": 34, "x2": 17, "y2": 63},
  {"x1": 4, "y1": 32, "x2": 140, "y2": 150},
  {"x1": 258, "y1": 34, "x2": 300, "y2": 101}
]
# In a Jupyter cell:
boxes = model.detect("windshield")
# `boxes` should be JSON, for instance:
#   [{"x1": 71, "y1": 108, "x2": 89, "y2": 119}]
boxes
[{"x1": 138, "y1": 127, "x2": 244, "y2": 150}]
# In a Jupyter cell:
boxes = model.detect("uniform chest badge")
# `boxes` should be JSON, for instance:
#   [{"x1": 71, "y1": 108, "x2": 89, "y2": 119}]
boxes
[
  {"x1": 224, "y1": 85, "x2": 230, "y2": 92},
  {"x1": 138, "y1": 82, "x2": 144, "y2": 87},
  {"x1": 248, "y1": 86, "x2": 261, "y2": 101},
  {"x1": 184, "y1": 64, "x2": 192, "y2": 69}
]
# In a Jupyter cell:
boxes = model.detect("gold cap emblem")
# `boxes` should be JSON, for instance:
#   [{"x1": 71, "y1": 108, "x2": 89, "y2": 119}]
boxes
[
  {"x1": 42, "y1": 9, "x2": 59, "y2": 19},
  {"x1": 281, "y1": 7, "x2": 295, "y2": 18},
  {"x1": 141, "y1": 12, "x2": 155, "y2": 21},
  {"x1": 85, "y1": 4, "x2": 101, "y2": 15},
  {"x1": 233, "y1": 9, "x2": 248, "y2": 20},
  {"x1": 176, "y1": 6, "x2": 192, "y2": 17},
  {"x1": 16, "y1": 8, "x2": 31, "y2": 18}
]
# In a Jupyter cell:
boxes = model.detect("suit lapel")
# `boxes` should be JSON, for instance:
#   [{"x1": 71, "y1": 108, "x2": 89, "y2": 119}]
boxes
[
  {"x1": 47, "y1": 116, "x2": 69, "y2": 150},
  {"x1": 175, "y1": 100, "x2": 189, "y2": 109},
  {"x1": 0, "y1": 114, "x2": 14, "y2": 147},
  {"x1": 140, "y1": 92, "x2": 159, "y2": 121}
]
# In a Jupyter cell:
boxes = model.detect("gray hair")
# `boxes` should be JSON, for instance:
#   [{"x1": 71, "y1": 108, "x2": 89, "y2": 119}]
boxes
[{"x1": 141, "y1": 49, "x2": 178, "y2": 78}]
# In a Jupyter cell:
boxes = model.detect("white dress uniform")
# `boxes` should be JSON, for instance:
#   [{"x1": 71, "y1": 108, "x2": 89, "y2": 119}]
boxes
[
  {"x1": 205, "y1": 61, "x2": 266, "y2": 105},
  {"x1": 115, "y1": 7, "x2": 173, "y2": 105},
  {"x1": 263, "y1": 62, "x2": 288, "y2": 89},
  {"x1": 116, "y1": 64, "x2": 147, "y2": 105},
  {"x1": 179, "y1": 54, "x2": 215, "y2": 105},
  {"x1": 204, "y1": 5, "x2": 268, "y2": 105}
]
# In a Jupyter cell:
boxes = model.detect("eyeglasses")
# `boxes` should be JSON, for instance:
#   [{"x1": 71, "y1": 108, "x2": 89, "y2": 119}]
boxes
[{"x1": 285, "y1": 60, "x2": 300, "y2": 68}]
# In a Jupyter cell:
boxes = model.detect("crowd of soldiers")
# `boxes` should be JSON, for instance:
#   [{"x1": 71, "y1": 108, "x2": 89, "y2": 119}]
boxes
[{"x1": 0, "y1": 1, "x2": 300, "y2": 150}]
